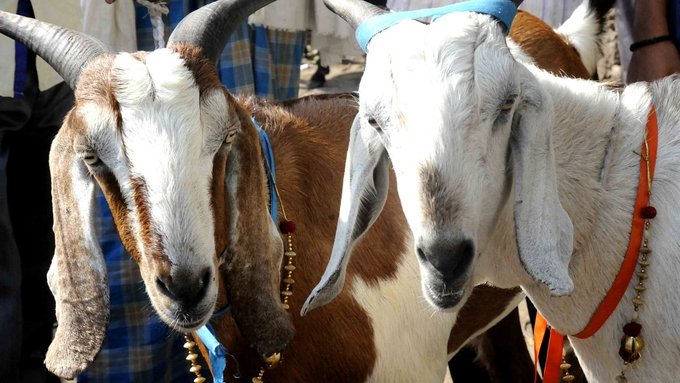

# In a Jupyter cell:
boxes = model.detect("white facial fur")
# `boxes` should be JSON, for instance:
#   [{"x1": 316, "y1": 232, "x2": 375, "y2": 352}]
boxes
[
  {"x1": 79, "y1": 49, "x2": 232, "y2": 329},
  {"x1": 358, "y1": 14, "x2": 520, "y2": 308}
]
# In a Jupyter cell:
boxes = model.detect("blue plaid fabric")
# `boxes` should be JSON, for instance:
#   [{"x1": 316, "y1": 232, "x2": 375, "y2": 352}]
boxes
[
  {"x1": 77, "y1": 191, "x2": 191, "y2": 383},
  {"x1": 135, "y1": 0, "x2": 305, "y2": 99}
]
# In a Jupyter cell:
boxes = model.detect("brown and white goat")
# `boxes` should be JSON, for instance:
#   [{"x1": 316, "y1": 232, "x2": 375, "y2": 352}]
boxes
[{"x1": 0, "y1": 0, "x2": 605, "y2": 381}]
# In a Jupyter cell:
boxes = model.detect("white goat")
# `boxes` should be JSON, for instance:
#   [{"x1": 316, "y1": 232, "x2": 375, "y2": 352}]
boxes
[
  {"x1": 0, "y1": 1, "x2": 550, "y2": 381},
  {"x1": 305, "y1": 1, "x2": 680, "y2": 382}
]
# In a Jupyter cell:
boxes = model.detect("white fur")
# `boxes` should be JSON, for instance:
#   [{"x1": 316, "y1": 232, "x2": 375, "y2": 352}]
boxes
[
  {"x1": 354, "y1": 10, "x2": 680, "y2": 381},
  {"x1": 556, "y1": 0, "x2": 600, "y2": 75},
  {"x1": 352, "y1": 236, "x2": 457, "y2": 382}
]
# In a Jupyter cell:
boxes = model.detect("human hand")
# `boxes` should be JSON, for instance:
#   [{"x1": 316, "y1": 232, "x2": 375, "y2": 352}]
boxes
[{"x1": 627, "y1": 41, "x2": 680, "y2": 83}]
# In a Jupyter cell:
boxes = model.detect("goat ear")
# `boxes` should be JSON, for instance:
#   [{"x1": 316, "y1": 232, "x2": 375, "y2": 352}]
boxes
[
  {"x1": 510, "y1": 88, "x2": 574, "y2": 296},
  {"x1": 301, "y1": 115, "x2": 390, "y2": 315},
  {"x1": 221, "y1": 110, "x2": 295, "y2": 358},
  {"x1": 45, "y1": 126, "x2": 109, "y2": 379}
]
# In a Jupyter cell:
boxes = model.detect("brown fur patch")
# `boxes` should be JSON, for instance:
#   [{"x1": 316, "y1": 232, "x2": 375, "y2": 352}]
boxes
[
  {"x1": 447, "y1": 285, "x2": 522, "y2": 353},
  {"x1": 201, "y1": 95, "x2": 383, "y2": 381},
  {"x1": 510, "y1": 10, "x2": 591, "y2": 79},
  {"x1": 170, "y1": 43, "x2": 223, "y2": 97},
  {"x1": 420, "y1": 162, "x2": 462, "y2": 227},
  {"x1": 96, "y1": 171, "x2": 142, "y2": 261},
  {"x1": 129, "y1": 177, "x2": 165, "y2": 263}
]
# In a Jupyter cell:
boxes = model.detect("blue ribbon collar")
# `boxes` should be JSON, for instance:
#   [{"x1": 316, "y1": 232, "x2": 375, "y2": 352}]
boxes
[
  {"x1": 356, "y1": 0, "x2": 517, "y2": 52},
  {"x1": 194, "y1": 116, "x2": 278, "y2": 382}
]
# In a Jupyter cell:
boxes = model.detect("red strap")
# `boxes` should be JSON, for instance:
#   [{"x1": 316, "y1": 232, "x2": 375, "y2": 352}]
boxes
[
  {"x1": 534, "y1": 313, "x2": 566, "y2": 383},
  {"x1": 543, "y1": 328, "x2": 565, "y2": 383},
  {"x1": 574, "y1": 106, "x2": 658, "y2": 339},
  {"x1": 533, "y1": 106, "x2": 659, "y2": 380}
]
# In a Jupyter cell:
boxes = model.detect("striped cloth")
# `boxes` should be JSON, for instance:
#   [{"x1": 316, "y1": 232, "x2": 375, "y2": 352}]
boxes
[
  {"x1": 136, "y1": 0, "x2": 305, "y2": 99},
  {"x1": 77, "y1": 190, "x2": 191, "y2": 383}
]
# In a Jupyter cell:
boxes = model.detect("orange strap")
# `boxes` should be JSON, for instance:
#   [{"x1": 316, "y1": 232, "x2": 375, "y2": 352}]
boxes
[
  {"x1": 533, "y1": 106, "x2": 659, "y2": 381},
  {"x1": 533, "y1": 314, "x2": 548, "y2": 383}
]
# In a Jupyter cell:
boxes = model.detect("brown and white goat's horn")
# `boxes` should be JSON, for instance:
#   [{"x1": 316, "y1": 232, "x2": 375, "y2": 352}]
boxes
[
  {"x1": 322, "y1": 0, "x2": 388, "y2": 29},
  {"x1": 167, "y1": 0, "x2": 276, "y2": 62},
  {"x1": 512, "y1": 0, "x2": 524, "y2": 6},
  {"x1": 0, "y1": 11, "x2": 110, "y2": 90}
]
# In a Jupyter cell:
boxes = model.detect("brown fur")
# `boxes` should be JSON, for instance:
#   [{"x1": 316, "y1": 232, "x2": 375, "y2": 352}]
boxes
[
  {"x1": 509, "y1": 10, "x2": 590, "y2": 79},
  {"x1": 420, "y1": 162, "x2": 462, "y2": 227}
]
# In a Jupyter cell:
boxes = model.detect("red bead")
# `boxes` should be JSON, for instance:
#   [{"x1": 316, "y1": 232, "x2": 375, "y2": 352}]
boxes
[
  {"x1": 279, "y1": 220, "x2": 296, "y2": 234},
  {"x1": 640, "y1": 206, "x2": 657, "y2": 219},
  {"x1": 623, "y1": 322, "x2": 642, "y2": 337}
]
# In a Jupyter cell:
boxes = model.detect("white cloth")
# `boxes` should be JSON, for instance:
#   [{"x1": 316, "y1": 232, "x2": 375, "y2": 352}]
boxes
[
  {"x1": 0, "y1": 0, "x2": 81, "y2": 96},
  {"x1": 310, "y1": 0, "x2": 362, "y2": 65},
  {"x1": 0, "y1": 0, "x2": 136, "y2": 97},
  {"x1": 81, "y1": 0, "x2": 137, "y2": 52},
  {"x1": 249, "y1": 0, "x2": 310, "y2": 32}
]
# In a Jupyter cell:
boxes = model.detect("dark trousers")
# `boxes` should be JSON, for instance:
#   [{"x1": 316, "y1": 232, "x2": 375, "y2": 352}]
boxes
[{"x1": 0, "y1": 56, "x2": 74, "y2": 383}]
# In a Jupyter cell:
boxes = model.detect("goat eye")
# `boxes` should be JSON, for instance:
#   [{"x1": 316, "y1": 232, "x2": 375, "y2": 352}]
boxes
[
  {"x1": 225, "y1": 130, "x2": 237, "y2": 143},
  {"x1": 83, "y1": 153, "x2": 100, "y2": 165},
  {"x1": 367, "y1": 117, "x2": 382, "y2": 132},
  {"x1": 500, "y1": 96, "x2": 517, "y2": 112}
]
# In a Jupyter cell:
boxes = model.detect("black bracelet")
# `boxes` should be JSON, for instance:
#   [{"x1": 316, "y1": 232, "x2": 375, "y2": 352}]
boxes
[{"x1": 630, "y1": 35, "x2": 673, "y2": 52}]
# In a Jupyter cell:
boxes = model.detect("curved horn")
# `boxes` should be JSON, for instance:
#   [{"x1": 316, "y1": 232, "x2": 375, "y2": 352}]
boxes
[
  {"x1": 322, "y1": 0, "x2": 388, "y2": 29},
  {"x1": 167, "y1": 0, "x2": 276, "y2": 62},
  {"x1": 0, "y1": 11, "x2": 110, "y2": 90},
  {"x1": 513, "y1": 0, "x2": 523, "y2": 6}
]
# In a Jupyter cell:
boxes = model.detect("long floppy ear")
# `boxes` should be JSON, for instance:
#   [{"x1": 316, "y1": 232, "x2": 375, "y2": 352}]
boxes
[
  {"x1": 301, "y1": 114, "x2": 390, "y2": 315},
  {"x1": 45, "y1": 123, "x2": 109, "y2": 379},
  {"x1": 221, "y1": 105, "x2": 295, "y2": 358},
  {"x1": 510, "y1": 83, "x2": 574, "y2": 296}
]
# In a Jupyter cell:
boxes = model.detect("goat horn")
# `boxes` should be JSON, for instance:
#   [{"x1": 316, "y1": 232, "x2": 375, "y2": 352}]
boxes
[
  {"x1": 0, "y1": 11, "x2": 110, "y2": 90},
  {"x1": 167, "y1": 0, "x2": 276, "y2": 62},
  {"x1": 513, "y1": 0, "x2": 523, "y2": 6},
  {"x1": 322, "y1": 0, "x2": 388, "y2": 30}
]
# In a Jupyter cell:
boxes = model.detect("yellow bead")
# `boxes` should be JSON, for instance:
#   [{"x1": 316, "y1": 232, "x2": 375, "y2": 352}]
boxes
[
  {"x1": 190, "y1": 365, "x2": 202, "y2": 373},
  {"x1": 284, "y1": 265, "x2": 296, "y2": 271},
  {"x1": 640, "y1": 247, "x2": 652, "y2": 254},
  {"x1": 562, "y1": 375, "x2": 575, "y2": 382},
  {"x1": 280, "y1": 290, "x2": 293, "y2": 296},
  {"x1": 283, "y1": 278, "x2": 295, "y2": 285},
  {"x1": 634, "y1": 285, "x2": 646, "y2": 292},
  {"x1": 186, "y1": 353, "x2": 198, "y2": 361},
  {"x1": 560, "y1": 363, "x2": 572, "y2": 370},
  {"x1": 632, "y1": 297, "x2": 643, "y2": 306},
  {"x1": 281, "y1": 303, "x2": 290, "y2": 310},
  {"x1": 624, "y1": 336, "x2": 644, "y2": 355},
  {"x1": 194, "y1": 377, "x2": 206, "y2": 383},
  {"x1": 252, "y1": 378, "x2": 263, "y2": 383},
  {"x1": 183, "y1": 341, "x2": 196, "y2": 349},
  {"x1": 264, "y1": 352, "x2": 282, "y2": 369},
  {"x1": 284, "y1": 251, "x2": 296, "y2": 257},
  {"x1": 637, "y1": 271, "x2": 648, "y2": 279}
]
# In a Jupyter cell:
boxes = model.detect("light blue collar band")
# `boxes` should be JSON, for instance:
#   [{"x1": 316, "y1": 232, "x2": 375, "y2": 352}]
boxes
[{"x1": 356, "y1": 0, "x2": 517, "y2": 52}]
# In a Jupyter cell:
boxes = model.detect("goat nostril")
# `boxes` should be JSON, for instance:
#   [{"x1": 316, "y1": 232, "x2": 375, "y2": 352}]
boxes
[
  {"x1": 156, "y1": 276, "x2": 174, "y2": 299},
  {"x1": 201, "y1": 268, "x2": 211, "y2": 287},
  {"x1": 417, "y1": 247, "x2": 427, "y2": 262}
]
